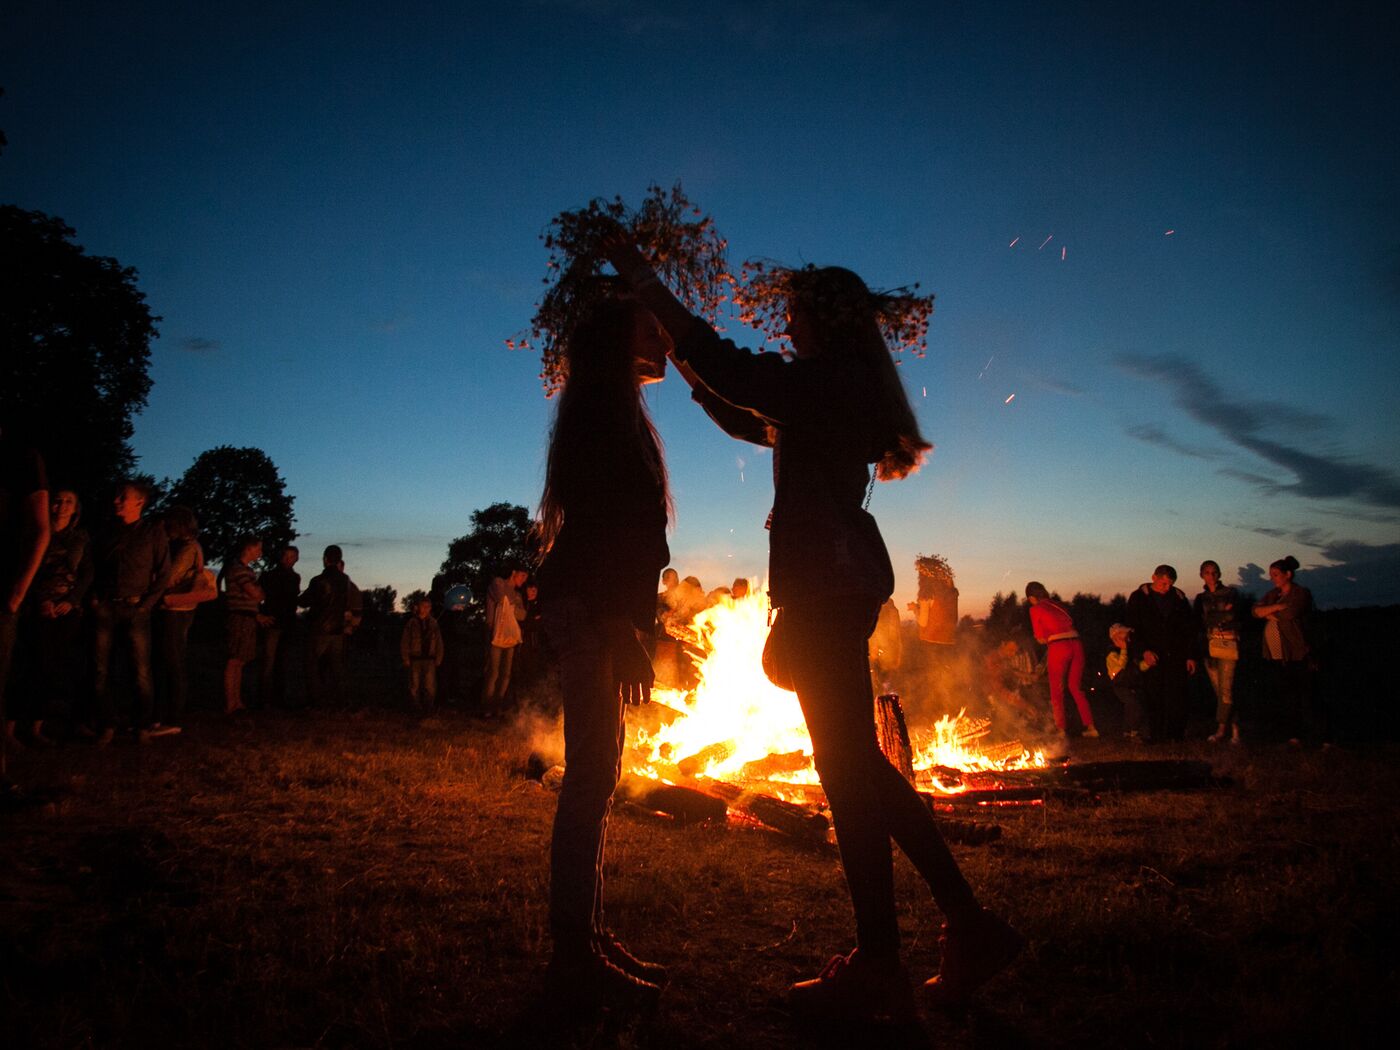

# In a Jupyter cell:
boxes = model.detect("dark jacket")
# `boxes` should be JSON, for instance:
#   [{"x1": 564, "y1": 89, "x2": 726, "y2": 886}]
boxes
[
  {"x1": 1126, "y1": 583, "x2": 1197, "y2": 665},
  {"x1": 259, "y1": 564, "x2": 301, "y2": 626},
  {"x1": 1259, "y1": 584, "x2": 1312, "y2": 662},
  {"x1": 673, "y1": 320, "x2": 892, "y2": 608},
  {"x1": 1194, "y1": 585, "x2": 1240, "y2": 635},
  {"x1": 92, "y1": 517, "x2": 171, "y2": 606},
  {"x1": 299, "y1": 568, "x2": 360, "y2": 636}
]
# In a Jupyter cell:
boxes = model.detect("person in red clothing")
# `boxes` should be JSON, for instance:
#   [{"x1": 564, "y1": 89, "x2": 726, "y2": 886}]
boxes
[{"x1": 1025, "y1": 582, "x2": 1098, "y2": 739}]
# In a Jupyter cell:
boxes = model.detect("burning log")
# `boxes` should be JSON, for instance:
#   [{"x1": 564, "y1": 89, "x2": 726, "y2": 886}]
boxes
[
  {"x1": 677, "y1": 741, "x2": 736, "y2": 778},
  {"x1": 617, "y1": 775, "x2": 728, "y2": 824},
  {"x1": 738, "y1": 750, "x2": 811, "y2": 780},
  {"x1": 874, "y1": 693, "x2": 915, "y2": 782},
  {"x1": 700, "y1": 780, "x2": 831, "y2": 846}
]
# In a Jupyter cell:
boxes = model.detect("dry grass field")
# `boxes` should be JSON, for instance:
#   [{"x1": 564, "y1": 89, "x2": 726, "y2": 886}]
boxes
[{"x1": 3, "y1": 673, "x2": 1398, "y2": 1049}]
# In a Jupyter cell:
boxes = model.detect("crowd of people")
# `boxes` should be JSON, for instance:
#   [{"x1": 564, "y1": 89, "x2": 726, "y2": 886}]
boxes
[{"x1": 1006, "y1": 558, "x2": 1324, "y2": 747}]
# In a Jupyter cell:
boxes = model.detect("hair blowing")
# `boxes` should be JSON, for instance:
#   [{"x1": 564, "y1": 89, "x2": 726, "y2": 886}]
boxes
[
  {"x1": 790, "y1": 267, "x2": 931, "y2": 480},
  {"x1": 537, "y1": 299, "x2": 671, "y2": 555}
]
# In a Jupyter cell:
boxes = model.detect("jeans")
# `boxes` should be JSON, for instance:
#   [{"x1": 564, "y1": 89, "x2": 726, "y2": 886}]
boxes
[
  {"x1": 93, "y1": 600, "x2": 155, "y2": 730},
  {"x1": 546, "y1": 598, "x2": 627, "y2": 944},
  {"x1": 1205, "y1": 656, "x2": 1237, "y2": 726},
  {"x1": 306, "y1": 632, "x2": 346, "y2": 707},
  {"x1": 155, "y1": 609, "x2": 194, "y2": 724},
  {"x1": 407, "y1": 660, "x2": 437, "y2": 705},
  {"x1": 1143, "y1": 660, "x2": 1190, "y2": 742},
  {"x1": 784, "y1": 599, "x2": 978, "y2": 957}
]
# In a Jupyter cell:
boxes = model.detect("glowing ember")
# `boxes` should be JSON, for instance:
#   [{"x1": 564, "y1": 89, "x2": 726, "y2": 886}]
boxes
[{"x1": 629, "y1": 587, "x2": 1048, "y2": 798}]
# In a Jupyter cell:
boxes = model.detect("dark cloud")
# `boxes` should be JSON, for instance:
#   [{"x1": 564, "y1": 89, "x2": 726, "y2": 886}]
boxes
[
  {"x1": 1030, "y1": 375, "x2": 1086, "y2": 397},
  {"x1": 1115, "y1": 353, "x2": 1400, "y2": 508},
  {"x1": 178, "y1": 336, "x2": 220, "y2": 354},
  {"x1": 1126, "y1": 423, "x2": 1219, "y2": 460},
  {"x1": 1234, "y1": 540, "x2": 1400, "y2": 607}
]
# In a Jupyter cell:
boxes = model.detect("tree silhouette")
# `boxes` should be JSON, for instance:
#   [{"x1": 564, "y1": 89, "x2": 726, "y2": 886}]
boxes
[
  {"x1": 401, "y1": 588, "x2": 430, "y2": 613},
  {"x1": 437, "y1": 502, "x2": 537, "y2": 621},
  {"x1": 1, "y1": 206, "x2": 159, "y2": 502},
  {"x1": 163, "y1": 446, "x2": 296, "y2": 567},
  {"x1": 361, "y1": 585, "x2": 398, "y2": 620}
]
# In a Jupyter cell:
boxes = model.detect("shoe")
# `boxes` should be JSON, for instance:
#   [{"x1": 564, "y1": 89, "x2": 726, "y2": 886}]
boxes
[
  {"x1": 544, "y1": 944, "x2": 661, "y2": 1011},
  {"x1": 1082, "y1": 726, "x2": 1100, "y2": 739},
  {"x1": 595, "y1": 930, "x2": 668, "y2": 986},
  {"x1": 95, "y1": 728, "x2": 116, "y2": 748},
  {"x1": 788, "y1": 948, "x2": 916, "y2": 1024},
  {"x1": 1230, "y1": 729, "x2": 1242, "y2": 746},
  {"x1": 1207, "y1": 730, "x2": 1226, "y2": 744},
  {"x1": 923, "y1": 909, "x2": 1025, "y2": 1009}
]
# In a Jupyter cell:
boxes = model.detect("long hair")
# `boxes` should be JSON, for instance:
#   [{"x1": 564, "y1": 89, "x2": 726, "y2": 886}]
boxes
[
  {"x1": 537, "y1": 298, "x2": 671, "y2": 555},
  {"x1": 789, "y1": 267, "x2": 932, "y2": 480}
]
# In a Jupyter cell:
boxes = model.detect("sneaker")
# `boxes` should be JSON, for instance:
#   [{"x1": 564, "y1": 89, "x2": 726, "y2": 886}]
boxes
[
  {"x1": 789, "y1": 948, "x2": 916, "y2": 1024},
  {"x1": 1230, "y1": 728, "x2": 1242, "y2": 746},
  {"x1": 595, "y1": 930, "x2": 668, "y2": 986},
  {"x1": 544, "y1": 944, "x2": 661, "y2": 1012},
  {"x1": 923, "y1": 909, "x2": 1025, "y2": 1008},
  {"x1": 1207, "y1": 729, "x2": 1226, "y2": 744},
  {"x1": 1082, "y1": 726, "x2": 1100, "y2": 739}
]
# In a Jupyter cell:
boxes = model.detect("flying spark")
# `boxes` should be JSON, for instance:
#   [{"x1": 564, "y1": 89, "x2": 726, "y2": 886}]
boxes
[
  {"x1": 1008, "y1": 236, "x2": 1020, "y2": 248},
  {"x1": 1004, "y1": 393, "x2": 1016, "y2": 404},
  {"x1": 1165, "y1": 229, "x2": 1175, "y2": 236},
  {"x1": 1038, "y1": 235, "x2": 1053, "y2": 250},
  {"x1": 1061, "y1": 246, "x2": 1066, "y2": 261},
  {"x1": 978, "y1": 355, "x2": 995, "y2": 380},
  {"x1": 922, "y1": 386, "x2": 927, "y2": 398}
]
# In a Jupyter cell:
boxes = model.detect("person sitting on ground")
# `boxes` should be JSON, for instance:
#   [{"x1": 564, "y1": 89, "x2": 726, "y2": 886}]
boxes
[
  {"x1": 400, "y1": 595, "x2": 444, "y2": 709},
  {"x1": 1106, "y1": 623, "x2": 1148, "y2": 741},
  {"x1": 221, "y1": 536, "x2": 265, "y2": 715},
  {"x1": 1025, "y1": 582, "x2": 1098, "y2": 740}
]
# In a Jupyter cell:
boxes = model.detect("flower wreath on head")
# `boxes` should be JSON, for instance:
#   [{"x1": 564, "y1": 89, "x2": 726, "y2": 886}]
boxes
[
  {"x1": 509, "y1": 183, "x2": 733, "y2": 396},
  {"x1": 732, "y1": 260, "x2": 934, "y2": 359}
]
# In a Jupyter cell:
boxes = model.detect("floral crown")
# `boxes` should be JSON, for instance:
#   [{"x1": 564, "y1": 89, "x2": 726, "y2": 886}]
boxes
[
  {"x1": 733, "y1": 260, "x2": 934, "y2": 358},
  {"x1": 509, "y1": 183, "x2": 732, "y2": 395}
]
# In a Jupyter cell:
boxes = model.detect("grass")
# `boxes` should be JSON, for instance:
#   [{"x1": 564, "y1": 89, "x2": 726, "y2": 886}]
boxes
[{"x1": 3, "y1": 677, "x2": 1399, "y2": 1049}]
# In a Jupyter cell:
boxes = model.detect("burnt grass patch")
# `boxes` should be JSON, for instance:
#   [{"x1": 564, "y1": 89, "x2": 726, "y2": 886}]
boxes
[{"x1": 3, "y1": 709, "x2": 1398, "y2": 1049}]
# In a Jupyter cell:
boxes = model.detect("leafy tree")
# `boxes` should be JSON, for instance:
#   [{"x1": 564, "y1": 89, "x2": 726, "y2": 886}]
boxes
[
  {"x1": 401, "y1": 588, "x2": 429, "y2": 613},
  {"x1": 1, "y1": 206, "x2": 160, "y2": 502},
  {"x1": 437, "y1": 502, "x2": 537, "y2": 620},
  {"x1": 162, "y1": 446, "x2": 296, "y2": 567},
  {"x1": 361, "y1": 585, "x2": 398, "y2": 620}
]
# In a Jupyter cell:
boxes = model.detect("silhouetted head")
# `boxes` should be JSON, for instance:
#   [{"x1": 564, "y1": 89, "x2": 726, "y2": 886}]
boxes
[
  {"x1": 323, "y1": 544, "x2": 343, "y2": 568},
  {"x1": 1024, "y1": 581, "x2": 1050, "y2": 603},
  {"x1": 163, "y1": 505, "x2": 199, "y2": 542},
  {"x1": 1150, "y1": 565, "x2": 1178, "y2": 593}
]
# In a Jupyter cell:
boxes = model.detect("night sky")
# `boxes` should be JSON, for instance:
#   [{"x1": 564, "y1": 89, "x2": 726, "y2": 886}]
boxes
[{"x1": 4, "y1": 1, "x2": 1397, "y2": 612}]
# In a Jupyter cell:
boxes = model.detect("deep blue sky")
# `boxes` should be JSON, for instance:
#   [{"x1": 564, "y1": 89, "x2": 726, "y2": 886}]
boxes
[{"x1": 4, "y1": 1, "x2": 1397, "y2": 611}]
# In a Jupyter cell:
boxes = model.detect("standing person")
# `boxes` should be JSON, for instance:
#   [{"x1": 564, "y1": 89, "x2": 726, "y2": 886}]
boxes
[
  {"x1": 259, "y1": 546, "x2": 301, "y2": 708},
  {"x1": 23, "y1": 489, "x2": 90, "y2": 744},
  {"x1": 437, "y1": 584, "x2": 474, "y2": 706},
  {"x1": 220, "y1": 537, "x2": 264, "y2": 715},
  {"x1": 535, "y1": 294, "x2": 673, "y2": 1009},
  {"x1": 1025, "y1": 582, "x2": 1099, "y2": 740},
  {"x1": 1126, "y1": 565, "x2": 1198, "y2": 743},
  {"x1": 481, "y1": 565, "x2": 527, "y2": 716},
  {"x1": 1253, "y1": 555, "x2": 1321, "y2": 746},
  {"x1": 299, "y1": 545, "x2": 357, "y2": 708},
  {"x1": 400, "y1": 595, "x2": 443, "y2": 709},
  {"x1": 1, "y1": 430, "x2": 51, "y2": 764},
  {"x1": 607, "y1": 241, "x2": 1022, "y2": 1022},
  {"x1": 1195, "y1": 560, "x2": 1242, "y2": 745},
  {"x1": 90, "y1": 480, "x2": 170, "y2": 745},
  {"x1": 154, "y1": 506, "x2": 215, "y2": 734}
]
